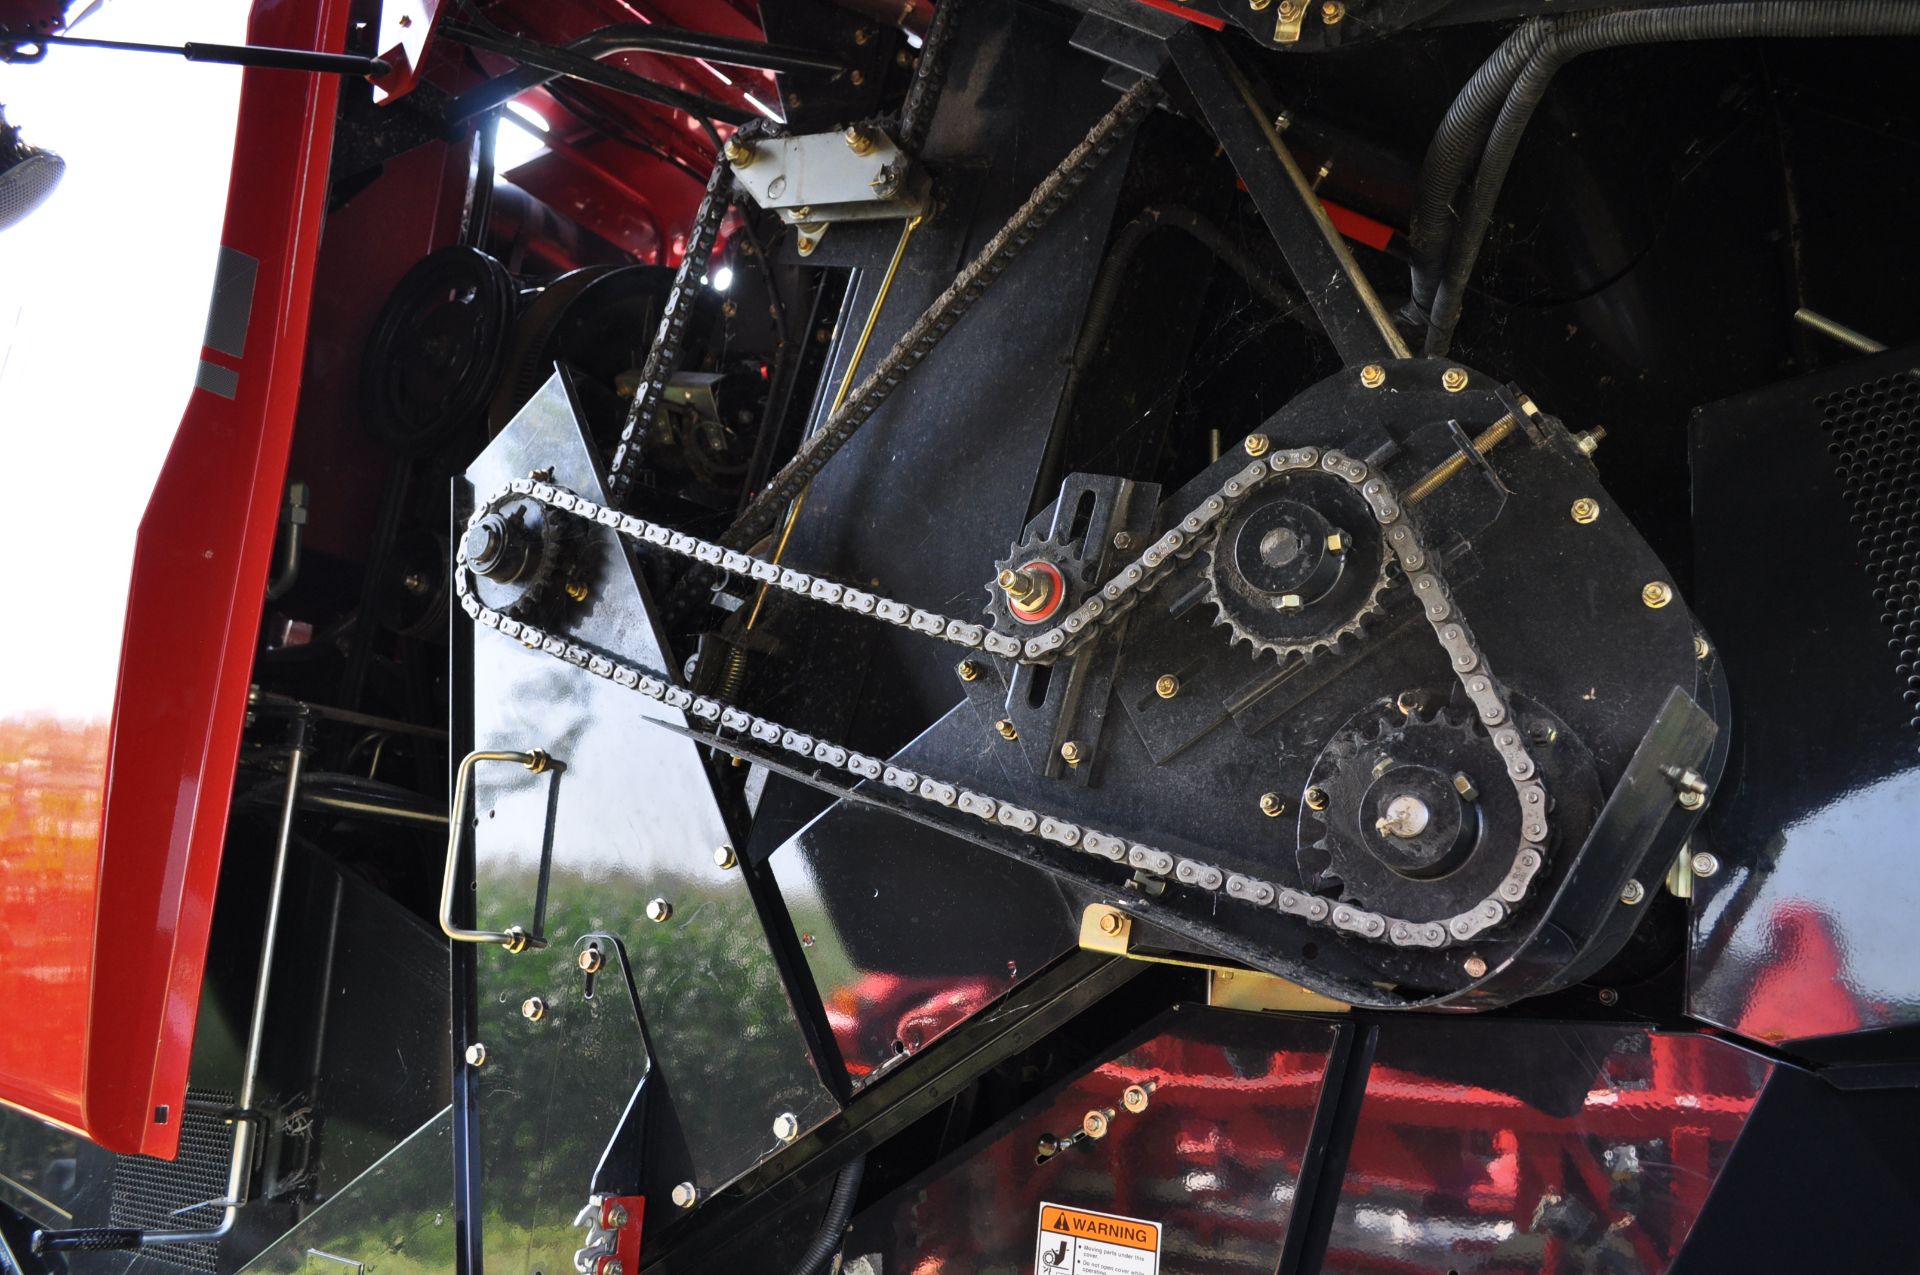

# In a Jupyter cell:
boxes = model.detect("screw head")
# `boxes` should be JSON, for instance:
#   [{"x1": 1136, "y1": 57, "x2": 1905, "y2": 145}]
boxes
[
  {"x1": 1642, "y1": 581, "x2": 1674, "y2": 609},
  {"x1": 1462, "y1": 956, "x2": 1488, "y2": 979},
  {"x1": 1060, "y1": 740, "x2": 1083, "y2": 766},
  {"x1": 714, "y1": 843, "x2": 738, "y2": 870},
  {"x1": 1620, "y1": 879, "x2": 1646, "y2": 906},
  {"x1": 1690, "y1": 851, "x2": 1721, "y2": 878},
  {"x1": 1122, "y1": 1084, "x2": 1151, "y2": 1114},
  {"x1": 1571, "y1": 497, "x2": 1600, "y2": 524},
  {"x1": 1098, "y1": 911, "x2": 1125, "y2": 936},
  {"x1": 1305, "y1": 786, "x2": 1329, "y2": 812},
  {"x1": 1360, "y1": 363, "x2": 1386, "y2": 389},
  {"x1": 1244, "y1": 433, "x2": 1270, "y2": 458},
  {"x1": 957, "y1": 659, "x2": 981, "y2": 683},
  {"x1": 1320, "y1": 0, "x2": 1345, "y2": 20},
  {"x1": 1155, "y1": 674, "x2": 1180, "y2": 699},
  {"x1": 464, "y1": 1043, "x2": 488, "y2": 1067},
  {"x1": 671, "y1": 1182, "x2": 701, "y2": 1209},
  {"x1": 1441, "y1": 367, "x2": 1470, "y2": 393},
  {"x1": 602, "y1": 1202, "x2": 630, "y2": 1230},
  {"x1": 646, "y1": 897, "x2": 674, "y2": 923},
  {"x1": 994, "y1": 718, "x2": 1019, "y2": 741},
  {"x1": 578, "y1": 945, "x2": 604, "y2": 973},
  {"x1": 1082, "y1": 1109, "x2": 1110, "y2": 1139},
  {"x1": 1259, "y1": 792, "x2": 1286, "y2": 818},
  {"x1": 773, "y1": 1112, "x2": 800, "y2": 1142},
  {"x1": 521, "y1": 996, "x2": 546, "y2": 1022}
]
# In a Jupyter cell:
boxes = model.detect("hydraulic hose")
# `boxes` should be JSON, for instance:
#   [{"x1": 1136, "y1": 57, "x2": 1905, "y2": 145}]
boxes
[
  {"x1": 788, "y1": 1155, "x2": 866, "y2": 1275},
  {"x1": 1424, "y1": 0, "x2": 1920, "y2": 356},
  {"x1": 1406, "y1": 16, "x2": 1549, "y2": 322}
]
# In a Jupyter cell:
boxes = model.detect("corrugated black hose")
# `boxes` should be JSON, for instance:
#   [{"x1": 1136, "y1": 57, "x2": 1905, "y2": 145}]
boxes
[
  {"x1": 1424, "y1": 0, "x2": 1920, "y2": 356},
  {"x1": 788, "y1": 1155, "x2": 866, "y2": 1275}
]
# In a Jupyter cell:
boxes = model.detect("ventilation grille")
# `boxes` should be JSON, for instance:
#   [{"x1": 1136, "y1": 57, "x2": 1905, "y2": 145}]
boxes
[
  {"x1": 109, "y1": 1088, "x2": 236, "y2": 1274},
  {"x1": 1818, "y1": 371, "x2": 1920, "y2": 743}
]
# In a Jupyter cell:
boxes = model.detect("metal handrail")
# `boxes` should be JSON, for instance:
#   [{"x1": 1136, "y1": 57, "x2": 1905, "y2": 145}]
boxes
[{"x1": 439, "y1": 748, "x2": 554, "y2": 953}]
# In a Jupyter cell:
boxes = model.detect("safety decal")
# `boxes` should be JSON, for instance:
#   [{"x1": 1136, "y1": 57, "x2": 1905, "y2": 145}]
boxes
[{"x1": 1034, "y1": 1201, "x2": 1160, "y2": 1274}]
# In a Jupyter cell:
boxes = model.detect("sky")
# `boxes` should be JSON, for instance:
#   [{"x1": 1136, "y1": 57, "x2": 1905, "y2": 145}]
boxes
[{"x1": 0, "y1": 0, "x2": 249, "y2": 720}]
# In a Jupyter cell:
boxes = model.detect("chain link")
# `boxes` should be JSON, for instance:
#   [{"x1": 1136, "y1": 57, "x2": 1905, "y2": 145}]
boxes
[{"x1": 459, "y1": 442, "x2": 1548, "y2": 952}]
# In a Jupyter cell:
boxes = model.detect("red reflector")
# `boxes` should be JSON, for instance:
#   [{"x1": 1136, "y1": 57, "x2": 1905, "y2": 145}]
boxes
[
  {"x1": 1133, "y1": 0, "x2": 1227, "y2": 30},
  {"x1": 1321, "y1": 199, "x2": 1396, "y2": 253}
]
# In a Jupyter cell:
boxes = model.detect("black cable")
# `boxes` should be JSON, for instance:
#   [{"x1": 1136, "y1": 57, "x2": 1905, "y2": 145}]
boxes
[
  {"x1": 787, "y1": 1156, "x2": 865, "y2": 1275},
  {"x1": 1424, "y1": 0, "x2": 1920, "y2": 356}
]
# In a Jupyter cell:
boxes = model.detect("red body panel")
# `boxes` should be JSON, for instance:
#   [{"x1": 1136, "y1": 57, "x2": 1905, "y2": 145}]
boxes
[{"x1": 0, "y1": 0, "x2": 346, "y2": 1158}]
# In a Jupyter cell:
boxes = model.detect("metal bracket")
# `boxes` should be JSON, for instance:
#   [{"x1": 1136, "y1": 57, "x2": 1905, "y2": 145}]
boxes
[
  {"x1": 1078, "y1": 905, "x2": 1347, "y2": 1013},
  {"x1": 439, "y1": 748, "x2": 557, "y2": 952}
]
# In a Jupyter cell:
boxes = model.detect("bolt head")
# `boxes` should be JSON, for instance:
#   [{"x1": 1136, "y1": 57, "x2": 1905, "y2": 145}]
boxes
[
  {"x1": 1694, "y1": 633, "x2": 1711, "y2": 661},
  {"x1": 1462, "y1": 956, "x2": 1488, "y2": 979},
  {"x1": 1122, "y1": 1084, "x2": 1151, "y2": 1114},
  {"x1": 1641, "y1": 581, "x2": 1674, "y2": 609},
  {"x1": 1690, "y1": 851, "x2": 1721, "y2": 878},
  {"x1": 796, "y1": 235, "x2": 817, "y2": 257},
  {"x1": 773, "y1": 1112, "x2": 800, "y2": 1142},
  {"x1": 646, "y1": 897, "x2": 674, "y2": 923},
  {"x1": 1678, "y1": 790, "x2": 1706, "y2": 811},
  {"x1": 578, "y1": 946, "x2": 604, "y2": 973},
  {"x1": 521, "y1": 996, "x2": 546, "y2": 1022},
  {"x1": 1321, "y1": 0, "x2": 1345, "y2": 20},
  {"x1": 1060, "y1": 740, "x2": 1083, "y2": 765},
  {"x1": 1244, "y1": 433, "x2": 1270, "y2": 458},
  {"x1": 1441, "y1": 367, "x2": 1470, "y2": 393},
  {"x1": 1620, "y1": 879, "x2": 1646, "y2": 906},
  {"x1": 1113, "y1": 531, "x2": 1135, "y2": 552},
  {"x1": 596, "y1": 1259, "x2": 622, "y2": 1275},
  {"x1": 1598, "y1": 987, "x2": 1620, "y2": 1006},
  {"x1": 464, "y1": 1043, "x2": 488, "y2": 1067},
  {"x1": 713, "y1": 843, "x2": 739, "y2": 870},
  {"x1": 671, "y1": 1182, "x2": 700, "y2": 1209},
  {"x1": 1259, "y1": 792, "x2": 1286, "y2": 818},
  {"x1": 602, "y1": 1202, "x2": 630, "y2": 1230},
  {"x1": 957, "y1": 659, "x2": 980, "y2": 683},
  {"x1": 1098, "y1": 911, "x2": 1125, "y2": 936},
  {"x1": 1155, "y1": 674, "x2": 1180, "y2": 700},
  {"x1": 1571, "y1": 498, "x2": 1600, "y2": 524},
  {"x1": 843, "y1": 125, "x2": 874, "y2": 155},
  {"x1": 1360, "y1": 363, "x2": 1386, "y2": 389},
  {"x1": 1082, "y1": 1109, "x2": 1110, "y2": 1139},
  {"x1": 1452, "y1": 772, "x2": 1479, "y2": 801},
  {"x1": 1305, "y1": 786, "x2": 1329, "y2": 812}
]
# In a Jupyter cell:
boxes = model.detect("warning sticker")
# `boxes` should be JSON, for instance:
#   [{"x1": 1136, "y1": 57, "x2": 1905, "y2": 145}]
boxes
[{"x1": 1034, "y1": 1202, "x2": 1161, "y2": 1275}]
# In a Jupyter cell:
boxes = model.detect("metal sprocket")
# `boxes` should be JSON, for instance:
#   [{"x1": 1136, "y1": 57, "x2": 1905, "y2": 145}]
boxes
[{"x1": 984, "y1": 531, "x2": 1091, "y2": 634}]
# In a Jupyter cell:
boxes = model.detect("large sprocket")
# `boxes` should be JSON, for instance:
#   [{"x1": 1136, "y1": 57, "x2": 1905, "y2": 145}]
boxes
[{"x1": 1200, "y1": 468, "x2": 1392, "y2": 662}]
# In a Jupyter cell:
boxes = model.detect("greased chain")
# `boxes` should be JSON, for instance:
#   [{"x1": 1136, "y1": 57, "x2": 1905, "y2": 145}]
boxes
[{"x1": 458, "y1": 448, "x2": 1549, "y2": 952}]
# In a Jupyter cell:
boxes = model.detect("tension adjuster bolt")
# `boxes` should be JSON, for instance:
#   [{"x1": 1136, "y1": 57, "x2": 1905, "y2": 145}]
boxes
[
  {"x1": 1122, "y1": 1084, "x2": 1151, "y2": 1114},
  {"x1": 1060, "y1": 740, "x2": 1083, "y2": 766},
  {"x1": 1082, "y1": 1109, "x2": 1111, "y2": 1139},
  {"x1": 1360, "y1": 364, "x2": 1386, "y2": 388}
]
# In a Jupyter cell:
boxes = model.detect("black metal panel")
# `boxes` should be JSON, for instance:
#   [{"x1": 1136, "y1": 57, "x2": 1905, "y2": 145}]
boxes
[{"x1": 1688, "y1": 346, "x2": 1920, "y2": 1049}]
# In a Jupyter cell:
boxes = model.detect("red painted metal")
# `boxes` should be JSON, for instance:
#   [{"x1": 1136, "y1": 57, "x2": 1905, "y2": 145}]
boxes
[{"x1": 24, "y1": 0, "x2": 345, "y2": 1159}]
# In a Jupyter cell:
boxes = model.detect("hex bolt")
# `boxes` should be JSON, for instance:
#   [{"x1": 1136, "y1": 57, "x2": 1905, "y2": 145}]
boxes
[
  {"x1": 1304, "y1": 786, "x2": 1329, "y2": 812},
  {"x1": 1575, "y1": 427, "x2": 1607, "y2": 456},
  {"x1": 1619, "y1": 879, "x2": 1646, "y2": 906},
  {"x1": 1642, "y1": 581, "x2": 1674, "y2": 609},
  {"x1": 1259, "y1": 792, "x2": 1286, "y2": 818},
  {"x1": 722, "y1": 137, "x2": 755, "y2": 168},
  {"x1": 1570, "y1": 498, "x2": 1600, "y2": 524},
  {"x1": 578, "y1": 945, "x2": 604, "y2": 974},
  {"x1": 1276, "y1": 593, "x2": 1304, "y2": 610},
  {"x1": 603, "y1": 1202, "x2": 630, "y2": 1230},
  {"x1": 1678, "y1": 790, "x2": 1705, "y2": 811},
  {"x1": 1598, "y1": 987, "x2": 1620, "y2": 1006},
  {"x1": 1122, "y1": 1084, "x2": 1152, "y2": 1114},
  {"x1": 1462, "y1": 956, "x2": 1488, "y2": 979},
  {"x1": 713, "y1": 843, "x2": 739, "y2": 870},
  {"x1": 1113, "y1": 531, "x2": 1136, "y2": 552},
  {"x1": 596, "y1": 1260, "x2": 623, "y2": 1275},
  {"x1": 1250, "y1": 0, "x2": 1273, "y2": 10},
  {"x1": 1441, "y1": 367, "x2": 1470, "y2": 393},
  {"x1": 1321, "y1": 0, "x2": 1345, "y2": 20},
  {"x1": 1359, "y1": 364, "x2": 1387, "y2": 389},
  {"x1": 646, "y1": 898, "x2": 674, "y2": 923},
  {"x1": 464, "y1": 1043, "x2": 488, "y2": 1068},
  {"x1": 1060, "y1": 740, "x2": 1083, "y2": 766},
  {"x1": 565, "y1": 581, "x2": 590, "y2": 602},
  {"x1": 843, "y1": 125, "x2": 874, "y2": 155},
  {"x1": 957, "y1": 659, "x2": 981, "y2": 683},
  {"x1": 521, "y1": 996, "x2": 546, "y2": 1022},
  {"x1": 671, "y1": 1182, "x2": 701, "y2": 1209},
  {"x1": 796, "y1": 235, "x2": 818, "y2": 258},
  {"x1": 773, "y1": 1112, "x2": 801, "y2": 1143},
  {"x1": 1155, "y1": 674, "x2": 1180, "y2": 699},
  {"x1": 1244, "y1": 433, "x2": 1270, "y2": 458},
  {"x1": 1098, "y1": 911, "x2": 1125, "y2": 936},
  {"x1": 994, "y1": 718, "x2": 1019, "y2": 741},
  {"x1": 1694, "y1": 633, "x2": 1711, "y2": 661},
  {"x1": 1691, "y1": 851, "x2": 1721, "y2": 877},
  {"x1": 1326, "y1": 532, "x2": 1345, "y2": 553},
  {"x1": 1082, "y1": 1109, "x2": 1111, "y2": 1139}
]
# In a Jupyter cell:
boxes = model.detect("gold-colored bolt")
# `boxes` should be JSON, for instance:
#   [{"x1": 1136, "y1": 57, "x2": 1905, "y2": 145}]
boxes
[
  {"x1": 796, "y1": 235, "x2": 817, "y2": 257},
  {"x1": 521, "y1": 996, "x2": 546, "y2": 1022},
  {"x1": 1278, "y1": 0, "x2": 1302, "y2": 18},
  {"x1": 565, "y1": 580, "x2": 590, "y2": 602},
  {"x1": 1326, "y1": 532, "x2": 1345, "y2": 553},
  {"x1": 1694, "y1": 633, "x2": 1710, "y2": 661},
  {"x1": 1155, "y1": 674, "x2": 1180, "y2": 700},
  {"x1": 999, "y1": 566, "x2": 1052, "y2": 611},
  {"x1": 1277, "y1": 593, "x2": 1303, "y2": 610},
  {"x1": 1250, "y1": 0, "x2": 1274, "y2": 10},
  {"x1": 1571, "y1": 498, "x2": 1600, "y2": 525},
  {"x1": 1098, "y1": 911, "x2": 1125, "y2": 936},
  {"x1": 1442, "y1": 367, "x2": 1470, "y2": 393},
  {"x1": 722, "y1": 137, "x2": 755, "y2": 168},
  {"x1": 603, "y1": 1203, "x2": 630, "y2": 1230},
  {"x1": 1642, "y1": 581, "x2": 1674, "y2": 609},
  {"x1": 1321, "y1": 0, "x2": 1345, "y2": 20},
  {"x1": 577, "y1": 946, "x2": 604, "y2": 974},
  {"x1": 1462, "y1": 956, "x2": 1488, "y2": 979},
  {"x1": 1060, "y1": 740, "x2": 1083, "y2": 766},
  {"x1": 1259, "y1": 792, "x2": 1286, "y2": 818},
  {"x1": 853, "y1": 26, "x2": 873, "y2": 45},
  {"x1": 1452, "y1": 772, "x2": 1478, "y2": 800},
  {"x1": 464, "y1": 1043, "x2": 488, "y2": 1067},
  {"x1": 646, "y1": 897, "x2": 674, "y2": 923},
  {"x1": 994, "y1": 719, "x2": 1019, "y2": 741},
  {"x1": 844, "y1": 125, "x2": 874, "y2": 155},
  {"x1": 1122, "y1": 1084, "x2": 1151, "y2": 1114},
  {"x1": 713, "y1": 843, "x2": 738, "y2": 870},
  {"x1": 1360, "y1": 363, "x2": 1386, "y2": 389},
  {"x1": 958, "y1": 659, "x2": 981, "y2": 683},
  {"x1": 1575, "y1": 427, "x2": 1607, "y2": 456},
  {"x1": 849, "y1": 68, "x2": 866, "y2": 86},
  {"x1": 1244, "y1": 433, "x2": 1270, "y2": 458},
  {"x1": 1305, "y1": 786, "x2": 1329, "y2": 812},
  {"x1": 1082, "y1": 1109, "x2": 1112, "y2": 1139}
]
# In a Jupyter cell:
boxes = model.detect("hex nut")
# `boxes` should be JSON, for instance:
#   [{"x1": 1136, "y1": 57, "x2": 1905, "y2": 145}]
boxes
[
  {"x1": 578, "y1": 946, "x2": 604, "y2": 974},
  {"x1": 1571, "y1": 498, "x2": 1600, "y2": 525},
  {"x1": 464, "y1": 1043, "x2": 488, "y2": 1067},
  {"x1": 1442, "y1": 367, "x2": 1470, "y2": 393},
  {"x1": 1360, "y1": 363, "x2": 1386, "y2": 389},
  {"x1": 1155, "y1": 674, "x2": 1180, "y2": 699},
  {"x1": 646, "y1": 898, "x2": 674, "y2": 923},
  {"x1": 1098, "y1": 911, "x2": 1125, "y2": 936},
  {"x1": 1060, "y1": 740, "x2": 1083, "y2": 766},
  {"x1": 1244, "y1": 433, "x2": 1270, "y2": 458},
  {"x1": 1082, "y1": 1109, "x2": 1110, "y2": 1139},
  {"x1": 1305, "y1": 786, "x2": 1329, "y2": 812},
  {"x1": 1690, "y1": 851, "x2": 1721, "y2": 878},
  {"x1": 994, "y1": 719, "x2": 1019, "y2": 741},
  {"x1": 713, "y1": 843, "x2": 739, "y2": 870},
  {"x1": 957, "y1": 659, "x2": 981, "y2": 683},
  {"x1": 521, "y1": 996, "x2": 546, "y2": 1022},
  {"x1": 1122, "y1": 1084, "x2": 1151, "y2": 1114},
  {"x1": 773, "y1": 1112, "x2": 801, "y2": 1142},
  {"x1": 1619, "y1": 879, "x2": 1646, "y2": 906},
  {"x1": 671, "y1": 1182, "x2": 701, "y2": 1209},
  {"x1": 1642, "y1": 581, "x2": 1674, "y2": 609}
]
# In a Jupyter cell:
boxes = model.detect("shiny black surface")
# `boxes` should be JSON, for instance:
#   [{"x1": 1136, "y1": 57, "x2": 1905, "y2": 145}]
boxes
[
  {"x1": 1689, "y1": 346, "x2": 1920, "y2": 1047},
  {"x1": 460, "y1": 374, "x2": 839, "y2": 1214}
]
